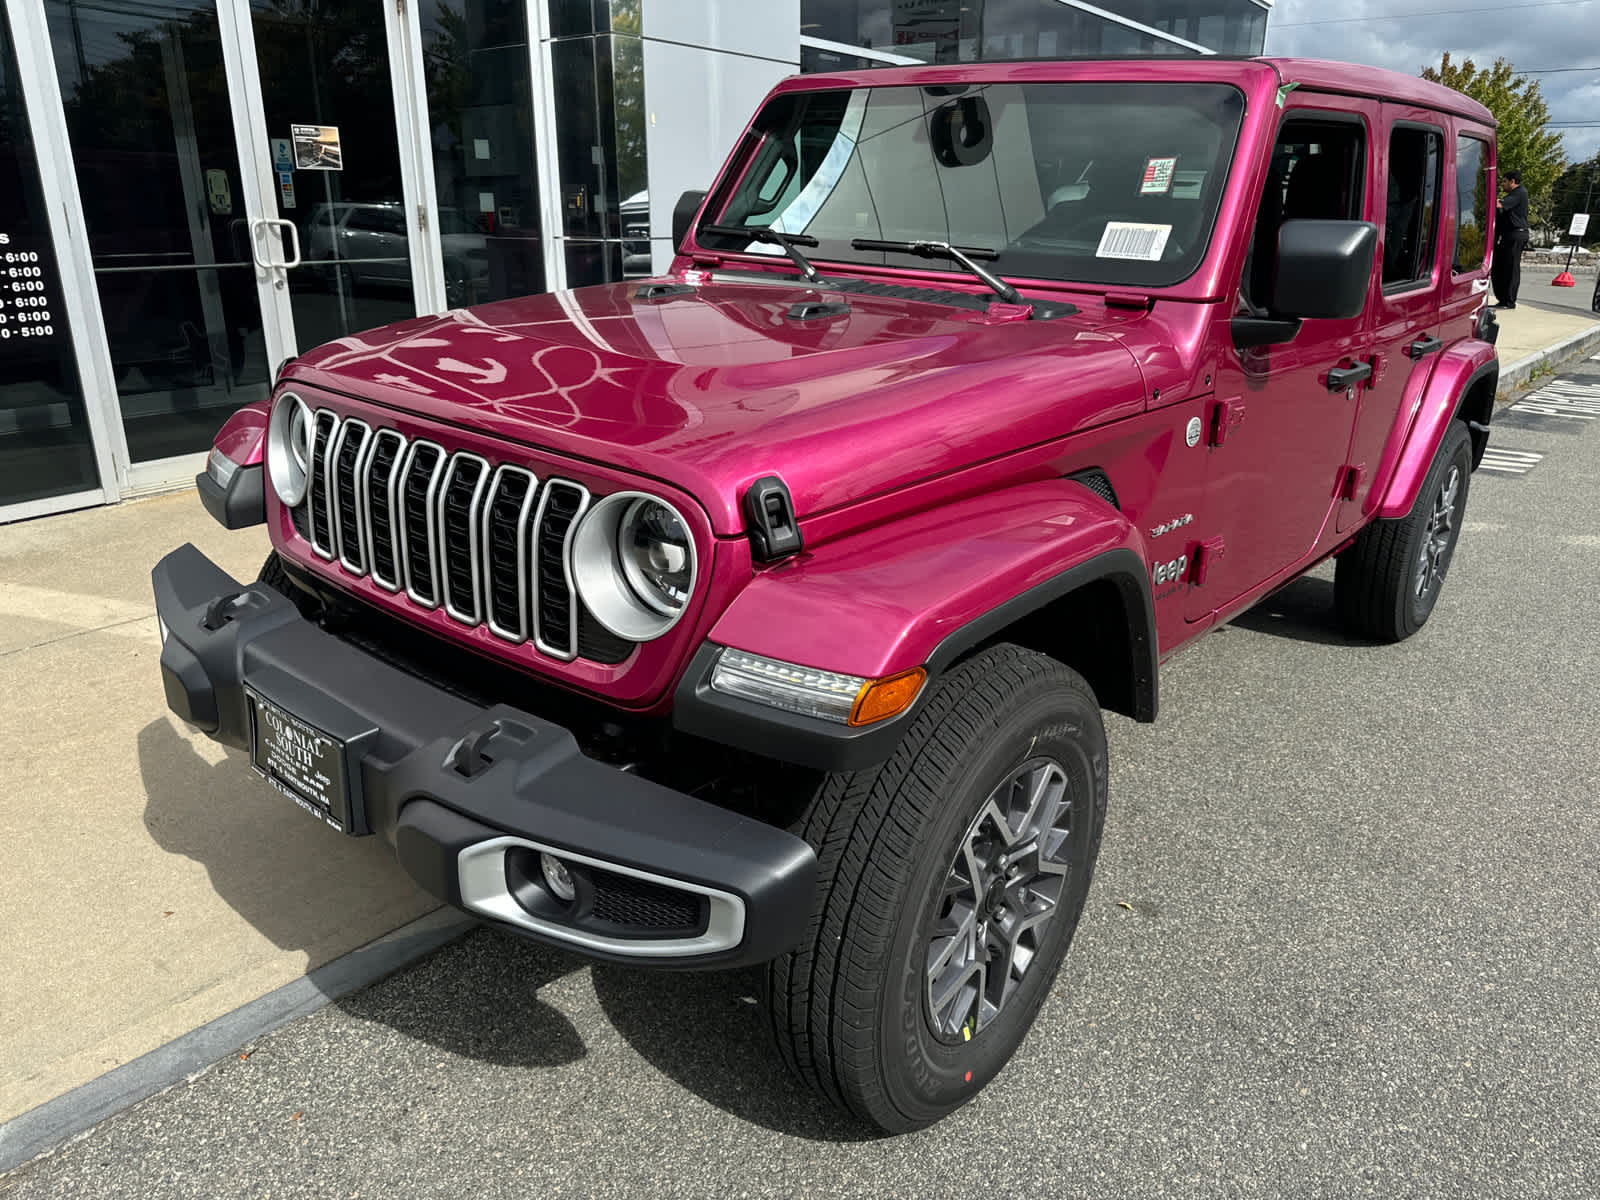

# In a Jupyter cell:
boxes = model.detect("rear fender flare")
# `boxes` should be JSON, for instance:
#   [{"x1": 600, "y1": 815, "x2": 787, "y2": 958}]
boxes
[
  {"x1": 1373, "y1": 341, "x2": 1496, "y2": 520},
  {"x1": 673, "y1": 479, "x2": 1157, "y2": 771}
]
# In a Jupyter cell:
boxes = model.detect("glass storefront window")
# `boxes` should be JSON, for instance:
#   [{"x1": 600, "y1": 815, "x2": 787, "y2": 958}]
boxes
[
  {"x1": 47, "y1": 0, "x2": 270, "y2": 465},
  {"x1": 1, "y1": 9, "x2": 100, "y2": 506},
  {"x1": 420, "y1": 0, "x2": 545, "y2": 305},
  {"x1": 549, "y1": 14, "x2": 649, "y2": 287},
  {"x1": 800, "y1": 0, "x2": 1266, "y2": 63}
]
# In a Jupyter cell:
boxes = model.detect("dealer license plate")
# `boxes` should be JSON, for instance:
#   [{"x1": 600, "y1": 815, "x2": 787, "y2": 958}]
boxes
[{"x1": 248, "y1": 689, "x2": 350, "y2": 832}]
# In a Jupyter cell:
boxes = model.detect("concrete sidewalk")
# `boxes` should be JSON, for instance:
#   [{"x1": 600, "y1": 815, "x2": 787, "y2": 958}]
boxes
[
  {"x1": 1491, "y1": 274, "x2": 1600, "y2": 394},
  {"x1": 0, "y1": 496, "x2": 435, "y2": 1127}
]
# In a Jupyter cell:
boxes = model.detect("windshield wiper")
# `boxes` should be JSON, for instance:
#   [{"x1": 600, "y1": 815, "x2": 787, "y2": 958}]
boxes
[
  {"x1": 700, "y1": 224, "x2": 821, "y2": 282},
  {"x1": 850, "y1": 238, "x2": 1022, "y2": 305}
]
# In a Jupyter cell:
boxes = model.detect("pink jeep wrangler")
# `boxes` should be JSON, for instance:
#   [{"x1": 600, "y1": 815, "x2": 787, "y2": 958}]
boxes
[{"x1": 156, "y1": 57, "x2": 1499, "y2": 1131}]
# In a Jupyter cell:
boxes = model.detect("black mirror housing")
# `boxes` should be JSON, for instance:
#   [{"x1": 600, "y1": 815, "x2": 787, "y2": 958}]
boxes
[
  {"x1": 672, "y1": 190, "x2": 708, "y2": 254},
  {"x1": 1271, "y1": 219, "x2": 1378, "y2": 320}
]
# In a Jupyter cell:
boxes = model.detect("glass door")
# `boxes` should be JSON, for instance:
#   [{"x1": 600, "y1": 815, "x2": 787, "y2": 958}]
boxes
[
  {"x1": 0, "y1": 5, "x2": 104, "y2": 512},
  {"x1": 237, "y1": 0, "x2": 421, "y2": 352},
  {"x1": 45, "y1": 0, "x2": 279, "y2": 468}
]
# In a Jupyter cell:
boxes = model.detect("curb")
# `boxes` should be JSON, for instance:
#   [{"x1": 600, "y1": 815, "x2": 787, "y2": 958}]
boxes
[
  {"x1": 0, "y1": 908, "x2": 477, "y2": 1177},
  {"x1": 1497, "y1": 320, "x2": 1600, "y2": 399}
]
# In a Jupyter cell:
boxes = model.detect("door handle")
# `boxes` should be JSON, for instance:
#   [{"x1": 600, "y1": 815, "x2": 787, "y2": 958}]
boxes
[
  {"x1": 249, "y1": 217, "x2": 302, "y2": 271},
  {"x1": 1325, "y1": 361, "x2": 1373, "y2": 391},
  {"x1": 1406, "y1": 334, "x2": 1443, "y2": 359}
]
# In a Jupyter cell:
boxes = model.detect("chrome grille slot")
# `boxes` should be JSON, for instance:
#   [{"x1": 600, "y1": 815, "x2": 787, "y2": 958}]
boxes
[
  {"x1": 332, "y1": 419, "x2": 372, "y2": 575},
  {"x1": 532, "y1": 481, "x2": 590, "y2": 660},
  {"x1": 287, "y1": 414, "x2": 653, "y2": 667},
  {"x1": 306, "y1": 410, "x2": 339, "y2": 560},
  {"x1": 362, "y1": 430, "x2": 407, "y2": 591},
  {"x1": 482, "y1": 465, "x2": 538, "y2": 642},
  {"x1": 397, "y1": 440, "x2": 447, "y2": 609},
  {"x1": 438, "y1": 454, "x2": 491, "y2": 626}
]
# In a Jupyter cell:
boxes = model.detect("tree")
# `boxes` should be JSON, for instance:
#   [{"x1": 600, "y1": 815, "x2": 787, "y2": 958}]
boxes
[
  {"x1": 1550, "y1": 153, "x2": 1600, "y2": 246},
  {"x1": 1422, "y1": 53, "x2": 1566, "y2": 233}
]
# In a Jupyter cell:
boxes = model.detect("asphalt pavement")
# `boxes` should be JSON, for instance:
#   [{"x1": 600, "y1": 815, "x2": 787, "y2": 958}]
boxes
[{"x1": 6, "y1": 361, "x2": 1600, "y2": 1199}]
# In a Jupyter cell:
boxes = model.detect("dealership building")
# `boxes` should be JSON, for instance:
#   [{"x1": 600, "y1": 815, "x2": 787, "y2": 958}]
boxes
[{"x1": 0, "y1": 0, "x2": 1270, "y2": 520}]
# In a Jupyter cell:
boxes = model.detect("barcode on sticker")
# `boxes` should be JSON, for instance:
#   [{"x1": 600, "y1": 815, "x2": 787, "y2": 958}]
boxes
[{"x1": 1096, "y1": 222, "x2": 1171, "y2": 262}]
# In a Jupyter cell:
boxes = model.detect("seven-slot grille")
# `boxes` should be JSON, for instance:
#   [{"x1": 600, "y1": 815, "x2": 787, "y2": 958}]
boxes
[{"x1": 299, "y1": 410, "x2": 625, "y2": 663}]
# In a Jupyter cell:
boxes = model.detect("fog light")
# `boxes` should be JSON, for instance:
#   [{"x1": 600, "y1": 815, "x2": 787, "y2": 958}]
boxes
[{"x1": 540, "y1": 852, "x2": 576, "y2": 902}]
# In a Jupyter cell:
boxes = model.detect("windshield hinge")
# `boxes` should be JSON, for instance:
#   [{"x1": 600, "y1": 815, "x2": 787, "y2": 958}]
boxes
[
  {"x1": 416, "y1": 205, "x2": 427, "y2": 233},
  {"x1": 1103, "y1": 291, "x2": 1153, "y2": 311}
]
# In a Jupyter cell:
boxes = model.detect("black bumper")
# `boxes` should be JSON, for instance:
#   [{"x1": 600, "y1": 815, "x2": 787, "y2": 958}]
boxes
[
  {"x1": 152, "y1": 543, "x2": 816, "y2": 968},
  {"x1": 196, "y1": 463, "x2": 266, "y2": 530}
]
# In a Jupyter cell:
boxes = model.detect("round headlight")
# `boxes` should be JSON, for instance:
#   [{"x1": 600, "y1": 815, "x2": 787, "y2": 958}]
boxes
[
  {"x1": 266, "y1": 392, "x2": 314, "y2": 506},
  {"x1": 571, "y1": 492, "x2": 697, "y2": 642}
]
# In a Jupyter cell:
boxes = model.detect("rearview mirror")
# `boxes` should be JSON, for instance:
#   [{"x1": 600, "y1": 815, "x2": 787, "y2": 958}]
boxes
[
  {"x1": 672, "y1": 190, "x2": 707, "y2": 253},
  {"x1": 1271, "y1": 219, "x2": 1379, "y2": 320}
]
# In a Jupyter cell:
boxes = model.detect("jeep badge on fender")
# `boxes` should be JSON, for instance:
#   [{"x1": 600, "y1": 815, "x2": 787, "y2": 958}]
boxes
[{"x1": 154, "y1": 56, "x2": 1497, "y2": 1133}]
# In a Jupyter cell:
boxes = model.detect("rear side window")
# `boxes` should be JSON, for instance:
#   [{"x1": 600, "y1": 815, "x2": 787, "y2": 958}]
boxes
[
  {"x1": 1384, "y1": 125, "x2": 1443, "y2": 288},
  {"x1": 1453, "y1": 135, "x2": 1490, "y2": 273}
]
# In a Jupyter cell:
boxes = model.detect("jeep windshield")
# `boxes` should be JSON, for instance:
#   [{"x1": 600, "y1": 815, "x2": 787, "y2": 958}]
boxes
[{"x1": 700, "y1": 81, "x2": 1245, "y2": 290}]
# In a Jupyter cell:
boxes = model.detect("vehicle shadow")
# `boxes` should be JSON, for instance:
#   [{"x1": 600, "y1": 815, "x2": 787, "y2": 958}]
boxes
[
  {"x1": 337, "y1": 931, "x2": 588, "y2": 1070},
  {"x1": 1227, "y1": 576, "x2": 1372, "y2": 647},
  {"x1": 137, "y1": 716, "x2": 587, "y2": 1068},
  {"x1": 590, "y1": 963, "x2": 877, "y2": 1143}
]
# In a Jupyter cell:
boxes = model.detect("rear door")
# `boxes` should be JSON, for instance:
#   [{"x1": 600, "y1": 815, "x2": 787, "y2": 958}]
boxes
[{"x1": 1337, "y1": 108, "x2": 1446, "y2": 533}]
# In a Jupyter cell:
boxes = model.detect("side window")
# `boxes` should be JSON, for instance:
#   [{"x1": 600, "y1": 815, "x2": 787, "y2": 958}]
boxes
[
  {"x1": 1384, "y1": 125, "x2": 1443, "y2": 288},
  {"x1": 1453, "y1": 135, "x2": 1490, "y2": 273},
  {"x1": 1242, "y1": 119, "x2": 1365, "y2": 312}
]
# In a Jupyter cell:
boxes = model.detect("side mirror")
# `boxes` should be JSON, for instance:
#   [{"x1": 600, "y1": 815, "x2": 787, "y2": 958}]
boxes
[
  {"x1": 1271, "y1": 219, "x2": 1378, "y2": 320},
  {"x1": 672, "y1": 190, "x2": 708, "y2": 254}
]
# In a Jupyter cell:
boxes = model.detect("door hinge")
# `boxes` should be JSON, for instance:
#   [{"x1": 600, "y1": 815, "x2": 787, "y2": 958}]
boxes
[
  {"x1": 416, "y1": 205, "x2": 427, "y2": 233},
  {"x1": 1209, "y1": 396, "x2": 1245, "y2": 447},
  {"x1": 1190, "y1": 535, "x2": 1225, "y2": 586}
]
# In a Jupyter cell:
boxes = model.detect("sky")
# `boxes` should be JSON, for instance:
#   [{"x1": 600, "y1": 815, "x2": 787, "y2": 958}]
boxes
[{"x1": 1263, "y1": 0, "x2": 1600, "y2": 166}]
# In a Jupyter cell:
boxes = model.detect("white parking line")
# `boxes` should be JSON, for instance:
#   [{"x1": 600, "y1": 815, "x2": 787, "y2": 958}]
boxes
[
  {"x1": 1478, "y1": 447, "x2": 1545, "y2": 475},
  {"x1": 1510, "y1": 380, "x2": 1600, "y2": 421}
]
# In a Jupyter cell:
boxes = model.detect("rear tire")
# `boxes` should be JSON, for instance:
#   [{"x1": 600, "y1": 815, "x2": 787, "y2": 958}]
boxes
[
  {"x1": 1335, "y1": 420, "x2": 1472, "y2": 642},
  {"x1": 766, "y1": 644, "x2": 1107, "y2": 1132}
]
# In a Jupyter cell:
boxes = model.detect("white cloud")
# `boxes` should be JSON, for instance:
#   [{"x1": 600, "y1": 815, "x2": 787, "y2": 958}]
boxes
[{"x1": 1264, "y1": 0, "x2": 1600, "y2": 163}]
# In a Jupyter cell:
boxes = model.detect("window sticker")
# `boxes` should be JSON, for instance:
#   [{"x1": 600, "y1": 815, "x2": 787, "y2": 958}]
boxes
[
  {"x1": 1096, "y1": 222, "x2": 1172, "y2": 262},
  {"x1": 1170, "y1": 169, "x2": 1207, "y2": 200},
  {"x1": 1140, "y1": 157, "x2": 1178, "y2": 195}
]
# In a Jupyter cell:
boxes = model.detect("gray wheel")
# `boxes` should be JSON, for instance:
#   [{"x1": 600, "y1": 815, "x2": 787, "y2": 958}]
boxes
[{"x1": 1336, "y1": 420, "x2": 1472, "y2": 642}]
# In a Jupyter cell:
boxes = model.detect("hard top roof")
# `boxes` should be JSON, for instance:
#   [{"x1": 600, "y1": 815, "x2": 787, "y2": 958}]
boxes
[{"x1": 777, "y1": 56, "x2": 1496, "y2": 127}]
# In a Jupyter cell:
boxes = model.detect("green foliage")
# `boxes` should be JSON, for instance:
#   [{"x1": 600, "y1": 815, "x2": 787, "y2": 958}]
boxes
[
  {"x1": 1421, "y1": 53, "x2": 1567, "y2": 228},
  {"x1": 1550, "y1": 153, "x2": 1600, "y2": 238}
]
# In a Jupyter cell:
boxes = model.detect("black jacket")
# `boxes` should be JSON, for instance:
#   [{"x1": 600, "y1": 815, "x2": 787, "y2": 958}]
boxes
[{"x1": 1498, "y1": 185, "x2": 1529, "y2": 242}]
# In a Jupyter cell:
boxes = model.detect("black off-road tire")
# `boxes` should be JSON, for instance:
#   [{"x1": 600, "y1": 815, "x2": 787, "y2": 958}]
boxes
[
  {"x1": 1335, "y1": 420, "x2": 1473, "y2": 643},
  {"x1": 257, "y1": 551, "x2": 292, "y2": 596},
  {"x1": 766, "y1": 644, "x2": 1108, "y2": 1132}
]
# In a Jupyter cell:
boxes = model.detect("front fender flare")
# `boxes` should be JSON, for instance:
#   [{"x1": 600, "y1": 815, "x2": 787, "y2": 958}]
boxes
[
  {"x1": 1373, "y1": 340, "x2": 1496, "y2": 521},
  {"x1": 673, "y1": 479, "x2": 1156, "y2": 771}
]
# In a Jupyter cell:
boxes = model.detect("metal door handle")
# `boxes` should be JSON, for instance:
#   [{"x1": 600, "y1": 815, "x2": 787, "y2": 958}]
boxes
[
  {"x1": 1326, "y1": 361, "x2": 1373, "y2": 391},
  {"x1": 248, "y1": 217, "x2": 302, "y2": 270},
  {"x1": 1406, "y1": 334, "x2": 1442, "y2": 359}
]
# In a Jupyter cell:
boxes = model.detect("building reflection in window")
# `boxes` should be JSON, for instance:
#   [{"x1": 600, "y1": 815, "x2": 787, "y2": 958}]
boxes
[{"x1": 421, "y1": 0, "x2": 545, "y2": 304}]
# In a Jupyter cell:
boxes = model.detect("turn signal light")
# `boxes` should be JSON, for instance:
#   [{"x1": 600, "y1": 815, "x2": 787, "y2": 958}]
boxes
[{"x1": 849, "y1": 668, "x2": 926, "y2": 727}]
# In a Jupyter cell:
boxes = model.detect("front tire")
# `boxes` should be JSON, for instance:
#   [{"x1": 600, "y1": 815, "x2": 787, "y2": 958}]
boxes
[
  {"x1": 1335, "y1": 420, "x2": 1472, "y2": 642},
  {"x1": 766, "y1": 645, "x2": 1107, "y2": 1132}
]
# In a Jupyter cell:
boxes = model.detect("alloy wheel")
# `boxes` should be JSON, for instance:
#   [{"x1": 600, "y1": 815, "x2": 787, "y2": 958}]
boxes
[
  {"x1": 1415, "y1": 463, "x2": 1461, "y2": 601},
  {"x1": 925, "y1": 758, "x2": 1075, "y2": 1042}
]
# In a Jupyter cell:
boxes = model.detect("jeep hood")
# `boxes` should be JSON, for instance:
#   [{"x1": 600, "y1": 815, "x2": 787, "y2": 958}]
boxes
[{"x1": 285, "y1": 278, "x2": 1150, "y2": 535}]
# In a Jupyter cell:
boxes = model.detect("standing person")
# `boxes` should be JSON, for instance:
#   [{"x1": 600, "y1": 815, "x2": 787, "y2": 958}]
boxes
[{"x1": 1493, "y1": 169, "x2": 1529, "y2": 309}]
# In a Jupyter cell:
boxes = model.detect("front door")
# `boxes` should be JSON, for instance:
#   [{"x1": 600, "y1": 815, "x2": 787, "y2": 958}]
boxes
[
  {"x1": 42, "y1": 0, "x2": 424, "y2": 482},
  {"x1": 1189, "y1": 105, "x2": 1378, "y2": 621}
]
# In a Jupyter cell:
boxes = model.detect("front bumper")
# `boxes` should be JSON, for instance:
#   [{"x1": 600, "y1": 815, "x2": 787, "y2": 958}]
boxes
[{"x1": 152, "y1": 543, "x2": 816, "y2": 968}]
